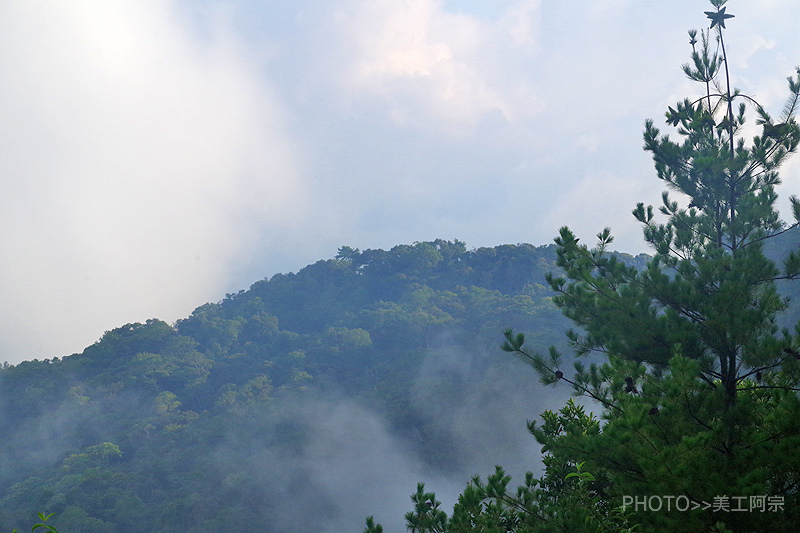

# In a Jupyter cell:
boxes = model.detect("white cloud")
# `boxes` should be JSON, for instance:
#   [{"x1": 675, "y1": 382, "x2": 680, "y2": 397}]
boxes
[
  {"x1": 501, "y1": 0, "x2": 542, "y2": 51},
  {"x1": 4, "y1": 0, "x2": 800, "y2": 364},
  {"x1": 337, "y1": 0, "x2": 545, "y2": 133},
  {"x1": 540, "y1": 171, "x2": 660, "y2": 254},
  {"x1": 736, "y1": 34, "x2": 777, "y2": 69},
  {"x1": 0, "y1": 1, "x2": 303, "y2": 363}
]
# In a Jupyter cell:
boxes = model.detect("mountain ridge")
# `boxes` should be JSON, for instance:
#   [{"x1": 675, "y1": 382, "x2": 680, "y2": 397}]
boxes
[{"x1": 0, "y1": 235, "x2": 791, "y2": 532}]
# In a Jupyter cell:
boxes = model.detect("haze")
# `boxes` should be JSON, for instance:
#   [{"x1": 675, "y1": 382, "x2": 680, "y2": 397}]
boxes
[{"x1": 2, "y1": 0, "x2": 799, "y2": 364}]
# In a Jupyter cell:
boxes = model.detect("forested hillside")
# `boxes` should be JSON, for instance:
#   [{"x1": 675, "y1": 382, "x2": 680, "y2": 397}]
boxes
[
  {"x1": 3, "y1": 232, "x2": 799, "y2": 532},
  {"x1": 0, "y1": 240, "x2": 649, "y2": 532}
]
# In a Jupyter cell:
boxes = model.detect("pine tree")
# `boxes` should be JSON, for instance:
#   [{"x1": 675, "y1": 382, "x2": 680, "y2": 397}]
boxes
[
  {"x1": 503, "y1": 1, "x2": 800, "y2": 531},
  {"x1": 363, "y1": 2, "x2": 800, "y2": 531},
  {"x1": 369, "y1": 400, "x2": 636, "y2": 533}
]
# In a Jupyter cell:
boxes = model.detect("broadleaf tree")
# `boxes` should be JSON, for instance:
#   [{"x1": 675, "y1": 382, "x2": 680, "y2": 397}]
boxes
[{"x1": 364, "y1": 1, "x2": 800, "y2": 532}]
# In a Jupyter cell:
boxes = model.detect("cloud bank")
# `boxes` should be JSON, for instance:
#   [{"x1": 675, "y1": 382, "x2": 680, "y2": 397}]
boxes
[
  {"x1": 3, "y1": 0, "x2": 800, "y2": 363},
  {"x1": 0, "y1": 1, "x2": 303, "y2": 362}
]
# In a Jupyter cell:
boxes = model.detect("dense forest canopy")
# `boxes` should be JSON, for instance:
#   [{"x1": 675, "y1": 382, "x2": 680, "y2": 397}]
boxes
[
  {"x1": 0, "y1": 228, "x2": 796, "y2": 532},
  {"x1": 1, "y1": 239, "x2": 649, "y2": 532},
  {"x1": 6, "y1": 2, "x2": 800, "y2": 533}
]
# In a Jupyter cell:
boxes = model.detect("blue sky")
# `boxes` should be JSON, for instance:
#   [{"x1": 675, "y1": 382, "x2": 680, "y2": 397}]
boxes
[{"x1": 2, "y1": 0, "x2": 800, "y2": 364}]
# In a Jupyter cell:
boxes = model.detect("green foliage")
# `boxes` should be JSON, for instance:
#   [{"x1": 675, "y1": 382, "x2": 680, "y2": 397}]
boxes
[
  {"x1": 406, "y1": 483, "x2": 448, "y2": 533},
  {"x1": 362, "y1": 515, "x2": 383, "y2": 533},
  {"x1": 61, "y1": 443, "x2": 122, "y2": 472},
  {"x1": 0, "y1": 240, "x2": 578, "y2": 532},
  {"x1": 367, "y1": 399, "x2": 638, "y2": 533},
  {"x1": 31, "y1": 512, "x2": 59, "y2": 533},
  {"x1": 1, "y1": 512, "x2": 60, "y2": 533},
  {"x1": 368, "y1": 3, "x2": 800, "y2": 532},
  {"x1": 502, "y1": 3, "x2": 800, "y2": 532}
]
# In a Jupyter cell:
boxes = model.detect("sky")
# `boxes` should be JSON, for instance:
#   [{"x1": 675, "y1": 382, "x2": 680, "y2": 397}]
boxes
[{"x1": 2, "y1": 0, "x2": 800, "y2": 365}]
